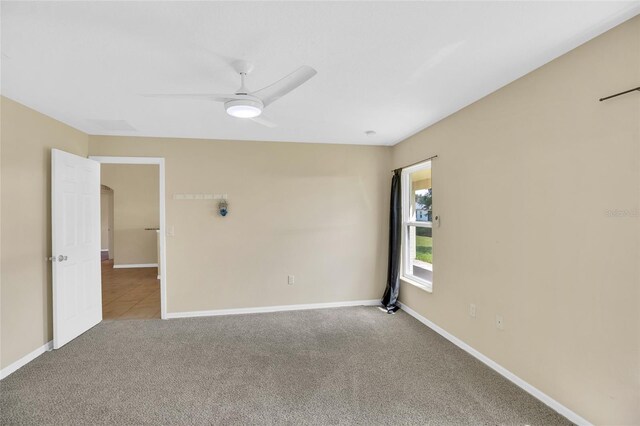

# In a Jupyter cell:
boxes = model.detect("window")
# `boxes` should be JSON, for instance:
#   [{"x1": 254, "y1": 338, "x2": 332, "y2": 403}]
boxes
[{"x1": 401, "y1": 161, "x2": 433, "y2": 290}]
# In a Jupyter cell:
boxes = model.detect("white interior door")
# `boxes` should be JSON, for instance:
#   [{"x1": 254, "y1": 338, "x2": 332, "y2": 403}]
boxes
[{"x1": 52, "y1": 149, "x2": 102, "y2": 349}]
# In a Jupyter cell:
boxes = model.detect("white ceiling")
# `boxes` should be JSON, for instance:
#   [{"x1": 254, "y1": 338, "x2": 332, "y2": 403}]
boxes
[{"x1": 2, "y1": 2, "x2": 639, "y2": 146}]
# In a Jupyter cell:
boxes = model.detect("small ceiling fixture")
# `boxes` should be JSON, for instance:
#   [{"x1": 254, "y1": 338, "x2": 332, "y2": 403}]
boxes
[{"x1": 365, "y1": 130, "x2": 377, "y2": 136}]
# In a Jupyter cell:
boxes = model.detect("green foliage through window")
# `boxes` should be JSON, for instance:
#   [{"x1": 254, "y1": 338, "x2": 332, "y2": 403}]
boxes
[{"x1": 415, "y1": 236, "x2": 432, "y2": 264}]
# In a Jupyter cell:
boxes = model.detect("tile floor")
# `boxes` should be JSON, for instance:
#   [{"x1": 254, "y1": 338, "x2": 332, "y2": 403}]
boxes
[{"x1": 101, "y1": 260, "x2": 160, "y2": 320}]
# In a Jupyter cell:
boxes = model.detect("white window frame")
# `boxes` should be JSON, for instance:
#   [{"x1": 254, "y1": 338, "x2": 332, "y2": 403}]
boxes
[{"x1": 401, "y1": 161, "x2": 433, "y2": 292}]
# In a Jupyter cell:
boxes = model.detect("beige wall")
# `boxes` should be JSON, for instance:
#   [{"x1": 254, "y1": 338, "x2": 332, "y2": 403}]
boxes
[
  {"x1": 0, "y1": 97, "x2": 89, "y2": 369},
  {"x1": 392, "y1": 16, "x2": 640, "y2": 425},
  {"x1": 101, "y1": 164, "x2": 159, "y2": 265},
  {"x1": 89, "y1": 137, "x2": 390, "y2": 313}
]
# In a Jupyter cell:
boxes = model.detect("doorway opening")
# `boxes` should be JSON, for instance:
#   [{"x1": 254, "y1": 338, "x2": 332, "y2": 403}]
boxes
[{"x1": 92, "y1": 156, "x2": 167, "y2": 319}]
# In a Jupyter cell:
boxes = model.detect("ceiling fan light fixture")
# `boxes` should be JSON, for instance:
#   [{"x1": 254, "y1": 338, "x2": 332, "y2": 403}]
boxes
[{"x1": 225, "y1": 99, "x2": 263, "y2": 118}]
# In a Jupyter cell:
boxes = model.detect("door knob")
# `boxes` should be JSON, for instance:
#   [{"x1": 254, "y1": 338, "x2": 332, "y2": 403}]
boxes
[{"x1": 47, "y1": 255, "x2": 68, "y2": 262}]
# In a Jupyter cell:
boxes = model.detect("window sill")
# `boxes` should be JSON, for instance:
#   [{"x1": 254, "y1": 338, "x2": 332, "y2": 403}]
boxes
[{"x1": 400, "y1": 276, "x2": 433, "y2": 293}]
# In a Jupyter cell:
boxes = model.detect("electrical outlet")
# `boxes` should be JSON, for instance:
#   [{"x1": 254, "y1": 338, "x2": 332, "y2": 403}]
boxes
[
  {"x1": 469, "y1": 304, "x2": 476, "y2": 318},
  {"x1": 288, "y1": 275, "x2": 295, "y2": 285},
  {"x1": 496, "y1": 315, "x2": 504, "y2": 330}
]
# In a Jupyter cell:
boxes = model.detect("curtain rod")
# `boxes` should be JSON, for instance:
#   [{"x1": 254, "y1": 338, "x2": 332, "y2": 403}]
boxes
[
  {"x1": 393, "y1": 155, "x2": 438, "y2": 172},
  {"x1": 599, "y1": 86, "x2": 640, "y2": 102}
]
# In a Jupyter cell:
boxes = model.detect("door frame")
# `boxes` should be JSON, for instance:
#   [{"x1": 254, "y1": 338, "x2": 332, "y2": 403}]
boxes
[
  {"x1": 100, "y1": 185, "x2": 115, "y2": 260},
  {"x1": 90, "y1": 156, "x2": 168, "y2": 319}
]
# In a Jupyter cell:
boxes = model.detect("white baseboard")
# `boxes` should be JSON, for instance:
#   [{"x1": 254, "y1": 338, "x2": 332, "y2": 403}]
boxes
[
  {"x1": 398, "y1": 302, "x2": 592, "y2": 426},
  {"x1": 166, "y1": 299, "x2": 381, "y2": 319},
  {"x1": 0, "y1": 340, "x2": 53, "y2": 380},
  {"x1": 113, "y1": 263, "x2": 158, "y2": 269}
]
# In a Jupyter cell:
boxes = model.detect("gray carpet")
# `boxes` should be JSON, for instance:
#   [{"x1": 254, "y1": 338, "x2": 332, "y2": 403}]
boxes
[{"x1": 1, "y1": 307, "x2": 571, "y2": 425}]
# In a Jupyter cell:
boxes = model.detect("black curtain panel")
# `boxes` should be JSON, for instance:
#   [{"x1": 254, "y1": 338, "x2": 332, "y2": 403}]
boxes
[{"x1": 381, "y1": 169, "x2": 402, "y2": 314}]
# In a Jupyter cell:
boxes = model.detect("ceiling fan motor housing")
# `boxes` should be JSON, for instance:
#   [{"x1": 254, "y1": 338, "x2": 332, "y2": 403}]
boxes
[{"x1": 225, "y1": 97, "x2": 263, "y2": 118}]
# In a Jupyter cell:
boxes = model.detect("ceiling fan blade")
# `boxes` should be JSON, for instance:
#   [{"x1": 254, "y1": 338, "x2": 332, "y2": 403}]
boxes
[
  {"x1": 252, "y1": 66, "x2": 317, "y2": 107},
  {"x1": 142, "y1": 93, "x2": 240, "y2": 102},
  {"x1": 249, "y1": 116, "x2": 277, "y2": 128}
]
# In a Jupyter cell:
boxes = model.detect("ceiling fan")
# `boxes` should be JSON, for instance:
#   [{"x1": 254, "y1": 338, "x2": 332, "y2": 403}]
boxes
[{"x1": 144, "y1": 62, "x2": 317, "y2": 127}]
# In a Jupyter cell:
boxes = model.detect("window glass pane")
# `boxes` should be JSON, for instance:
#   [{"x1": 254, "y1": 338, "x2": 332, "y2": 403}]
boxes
[
  {"x1": 409, "y1": 168, "x2": 432, "y2": 223},
  {"x1": 406, "y1": 225, "x2": 432, "y2": 283}
]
